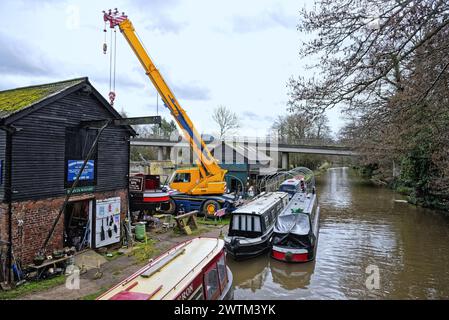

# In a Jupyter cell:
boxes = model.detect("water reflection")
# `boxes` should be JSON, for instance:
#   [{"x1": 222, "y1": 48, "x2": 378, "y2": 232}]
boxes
[
  {"x1": 229, "y1": 167, "x2": 449, "y2": 299},
  {"x1": 228, "y1": 252, "x2": 317, "y2": 299},
  {"x1": 270, "y1": 258, "x2": 315, "y2": 291}
]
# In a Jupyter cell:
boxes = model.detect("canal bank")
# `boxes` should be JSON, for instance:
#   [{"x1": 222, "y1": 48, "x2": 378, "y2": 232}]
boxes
[
  {"x1": 229, "y1": 167, "x2": 449, "y2": 299},
  {"x1": 2, "y1": 222, "x2": 227, "y2": 300}
]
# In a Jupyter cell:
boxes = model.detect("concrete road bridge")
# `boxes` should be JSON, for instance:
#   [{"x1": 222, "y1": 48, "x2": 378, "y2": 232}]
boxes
[{"x1": 130, "y1": 135, "x2": 358, "y2": 170}]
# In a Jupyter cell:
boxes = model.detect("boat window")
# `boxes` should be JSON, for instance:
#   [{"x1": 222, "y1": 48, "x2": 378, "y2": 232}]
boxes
[
  {"x1": 246, "y1": 215, "x2": 252, "y2": 231},
  {"x1": 271, "y1": 207, "x2": 277, "y2": 222},
  {"x1": 204, "y1": 266, "x2": 220, "y2": 300},
  {"x1": 266, "y1": 210, "x2": 272, "y2": 225},
  {"x1": 190, "y1": 286, "x2": 205, "y2": 300},
  {"x1": 279, "y1": 184, "x2": 297, "y2": 193},
  {"x1": 217, "y1": 254, "x2": 227, "y2": 289},
  {"x1": 232, "y1": 215, "x2": 239, "y2": 230},
  {"x1": 309, "y1": 201, "x2": 316, "y2": 222},
  {"x1": 253, "y1": 216, "x2": 261, "y2": 232},
  {"x1": 240, "y1": 215, "x2": 246, "y2": 231}
]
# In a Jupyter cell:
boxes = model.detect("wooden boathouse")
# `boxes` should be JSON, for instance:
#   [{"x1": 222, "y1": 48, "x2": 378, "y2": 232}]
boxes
[{"x1": 0, "y1": 77, "x2": 135, "y2": 278}]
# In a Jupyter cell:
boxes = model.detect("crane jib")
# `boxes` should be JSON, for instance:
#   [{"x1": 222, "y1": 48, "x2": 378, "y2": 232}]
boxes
[{"x1": 166, "y1": 98, "x2": 212, "y2": 164}]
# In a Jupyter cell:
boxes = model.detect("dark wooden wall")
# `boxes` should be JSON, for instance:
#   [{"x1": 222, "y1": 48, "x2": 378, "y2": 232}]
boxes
[
  {"x1": 8, "y1": 88, "x2": 130, "y2": 201},
  {"x1": 0, "y1": 130, "x2": 5, "y2": 200}
]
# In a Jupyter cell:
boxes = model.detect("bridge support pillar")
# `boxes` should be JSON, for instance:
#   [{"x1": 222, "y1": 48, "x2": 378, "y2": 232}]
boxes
[
  {"x1": 163, "y1": 147, "x2": 171, "y2": 160},
  {"x1": 157, "y1": 147, "x2": 164, "y2": 161},
  {"x1": 281, "y1": 152, "x2": 289, "y2": 170}
]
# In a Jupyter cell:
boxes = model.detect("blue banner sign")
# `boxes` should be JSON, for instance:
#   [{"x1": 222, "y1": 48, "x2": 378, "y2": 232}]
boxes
[{"x1": 68, "y1": 160, "x2": 95, "y2": 182}]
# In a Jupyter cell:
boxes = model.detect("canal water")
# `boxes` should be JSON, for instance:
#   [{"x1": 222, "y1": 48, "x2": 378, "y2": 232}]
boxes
[{"x1": 228, "y1": 167, "x2": 449, "y2": 299}]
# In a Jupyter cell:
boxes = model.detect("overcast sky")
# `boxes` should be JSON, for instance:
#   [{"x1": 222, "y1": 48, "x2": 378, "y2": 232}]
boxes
[{"x1": 0, "y1": 0, "x2": 346, "y2": 137}]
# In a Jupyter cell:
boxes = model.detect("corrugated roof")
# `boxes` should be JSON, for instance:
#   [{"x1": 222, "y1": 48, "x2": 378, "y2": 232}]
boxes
[
  {"x1": 0, "y1": 77, "x2": 86, "y2": 119},
  {"x1": 211, "y1": 141, "x2": 272, "y2": 163}
]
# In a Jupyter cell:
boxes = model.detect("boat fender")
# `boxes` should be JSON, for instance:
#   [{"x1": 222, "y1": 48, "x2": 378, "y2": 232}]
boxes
[{"x1": 230, "y1": 238, "x2": 240, "y2": 249}]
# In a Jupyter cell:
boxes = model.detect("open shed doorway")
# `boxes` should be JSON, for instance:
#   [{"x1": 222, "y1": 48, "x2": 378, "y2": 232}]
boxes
[{"x1": 64, "y1": 199, "x2": 93, "y2": 251}]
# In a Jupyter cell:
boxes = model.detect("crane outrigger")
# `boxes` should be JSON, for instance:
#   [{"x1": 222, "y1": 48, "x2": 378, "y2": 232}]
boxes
[{"x1": 103, "y1": 9, "x2": 235, "y2": 216}]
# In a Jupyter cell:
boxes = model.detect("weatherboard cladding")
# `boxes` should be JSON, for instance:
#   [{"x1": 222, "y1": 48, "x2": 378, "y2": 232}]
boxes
[
  {"x1": 0, "y1": 81, "x2": 131, "y2": 202},
  {"x1": 0, "y1": 130, "x2": 5, "y2": 199}
]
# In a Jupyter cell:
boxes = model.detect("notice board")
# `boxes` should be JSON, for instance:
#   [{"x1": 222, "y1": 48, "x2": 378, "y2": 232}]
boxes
[{"x1": 95, "y1": 197, "x2": 121, "y2": 248}]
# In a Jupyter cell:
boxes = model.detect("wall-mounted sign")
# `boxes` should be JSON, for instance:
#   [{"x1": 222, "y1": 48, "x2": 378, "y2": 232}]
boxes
[
  {"x1": 95, "y1": 197, "x2": 121, "y2": 248},
  {"x1": 129, "y1": 176, "x2": 144, "y2": 192},
  {"x1": 68, "y1": 160, "x2": 95, "y2": 182},
  {"x1": 66, "y1": 186, "x2": 95, "y2": 194}
]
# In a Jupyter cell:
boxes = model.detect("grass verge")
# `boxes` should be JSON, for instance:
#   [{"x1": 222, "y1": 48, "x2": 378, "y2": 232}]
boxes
[
  {"x1": 197, "y1": 217, "x2": 230, "y2": 226},
  {"x1": 131, "y1": 239, "x2": 161, "y2": 263},
  {"x1": 81, "y1": 287, "x2": 108, "y2": 300},
  {"x1": 0, "y1": 275, "x2": 66, "y2": 300}
]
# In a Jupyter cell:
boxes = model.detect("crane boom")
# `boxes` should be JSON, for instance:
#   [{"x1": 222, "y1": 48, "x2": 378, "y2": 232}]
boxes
[{"x1": 103, "y1": 9, "x2": 227, "y2": 196}]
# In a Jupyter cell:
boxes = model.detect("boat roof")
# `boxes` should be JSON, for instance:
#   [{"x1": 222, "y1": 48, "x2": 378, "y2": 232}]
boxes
[
  {"x1": 280, "y1": 192, "x2": 316, "y2": 215},
  {"x1": 280, "y1": 179, "x2": 301, "y2": 186},
  {"x1": 232, "y1": 192, "x2": 288, "y2": 216},
  {"x1": 274, "y1": 192, "x2": 317, "y2": 235},
  {"x1": 97, "y1": 237, "x2": 224, "y2": 300}
]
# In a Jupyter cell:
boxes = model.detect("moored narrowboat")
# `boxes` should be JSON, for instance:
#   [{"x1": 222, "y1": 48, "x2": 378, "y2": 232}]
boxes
[
  {"x1": 271, "y1": 190, "x2": 320, "y2": 263},
  {"x1": 97, "y1": 237, "x2": 233, "y2": 300},
  {"x1": 224, "y1": 192, "x2": 289, "y2": 260},
  {"x1": 129, "y1": 174, "x2": 170, "y2": 213}
]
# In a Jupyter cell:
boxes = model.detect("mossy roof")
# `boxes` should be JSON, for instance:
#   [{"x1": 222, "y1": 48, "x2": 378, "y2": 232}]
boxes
[{"x1": 0, "y1": 77, "x2": 87, "y2": 119}]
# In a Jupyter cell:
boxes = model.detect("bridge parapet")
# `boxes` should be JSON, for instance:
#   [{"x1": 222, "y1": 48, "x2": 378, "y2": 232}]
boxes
[{"x1": 132, "y1": 134, "x2": 351, "y2": 149}]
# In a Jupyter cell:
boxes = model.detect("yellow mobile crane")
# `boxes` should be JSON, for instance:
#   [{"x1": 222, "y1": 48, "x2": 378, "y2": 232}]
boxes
[{"x1": 103, "y1": 9, "x2": 235, "y2": 215}]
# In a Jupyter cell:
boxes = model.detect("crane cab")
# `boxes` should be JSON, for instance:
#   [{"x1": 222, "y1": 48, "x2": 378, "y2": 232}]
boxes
[{"x1": 170, "y1": 168, "x2": 227, "y2": 195}]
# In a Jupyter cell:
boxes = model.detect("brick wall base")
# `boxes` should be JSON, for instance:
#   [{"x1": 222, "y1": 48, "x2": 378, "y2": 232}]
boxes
[{"x1": 1, "y1": 189, "x2": 128, "y2": 266}]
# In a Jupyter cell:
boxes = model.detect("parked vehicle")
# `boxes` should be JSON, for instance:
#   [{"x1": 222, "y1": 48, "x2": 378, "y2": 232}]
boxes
[
  {"x1": 97, "y1": 237, "x2": 233, "y2": 300},
  {"x1": 224, "y1": 192, "x2": 289, "y2": 260},
  {"x1": 271, "y1": 190, "x2": 320, "y2": 263}
]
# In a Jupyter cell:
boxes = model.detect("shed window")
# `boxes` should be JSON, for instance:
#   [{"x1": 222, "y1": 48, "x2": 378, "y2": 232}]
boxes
[{"x1": 64, "y1": 127, "x2": 98, "y2": 188}]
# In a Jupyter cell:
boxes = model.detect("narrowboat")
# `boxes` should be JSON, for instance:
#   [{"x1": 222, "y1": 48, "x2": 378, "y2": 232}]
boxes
[
  {"x1": 279, "y1": 179, "x2": 302, "y2": 199},
  {"x1": 224, "y1": 192, "x2": 289, "y2": 260},
  {"x1": 271, "y1": 190, "x2": 320, "y2": 263},
  {"x1": 129, "y1": 174, "x2": 170, "y2": 214},
  {"x1": 97, "y1": 237, "x2": 233, "y2": 300}
]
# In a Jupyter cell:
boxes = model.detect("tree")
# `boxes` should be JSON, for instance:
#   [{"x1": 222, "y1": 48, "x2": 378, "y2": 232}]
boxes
[
  {"x1": 292, "y1": 0, "x2": 449, "y2": 208},
  {"x1": 271, "y1": 112, "x2": 333, "y2": 169},
  {"x1": 289, "y1": 0, "x2": 449, "y2": 117},
  {"x1": 271, "y1": 112, "x2": 332, "y2": 143},
  {"x1": 212, "y1": 106, "x2": 240, "y2": 139}
]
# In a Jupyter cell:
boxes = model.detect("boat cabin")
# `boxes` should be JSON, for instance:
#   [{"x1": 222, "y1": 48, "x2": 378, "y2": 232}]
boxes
[
  {"x1": 279, "y1": 179, "x2": 302, "y2": 197},
  {"x1": 272, "y1": 191, "x2": 320, "y2": 263},
  {"x1": 225, "y1": 192, "x2": 289, "y2": 259},
  {"x1": 129, "y1": 174, "x2": 170, "y2": 215},
  {"x1": 229, "y1": 192, "x2": 289, "y2": 238},
  {"x1": 97, "y1": 237, "x2": 233, "y2": 300}
]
